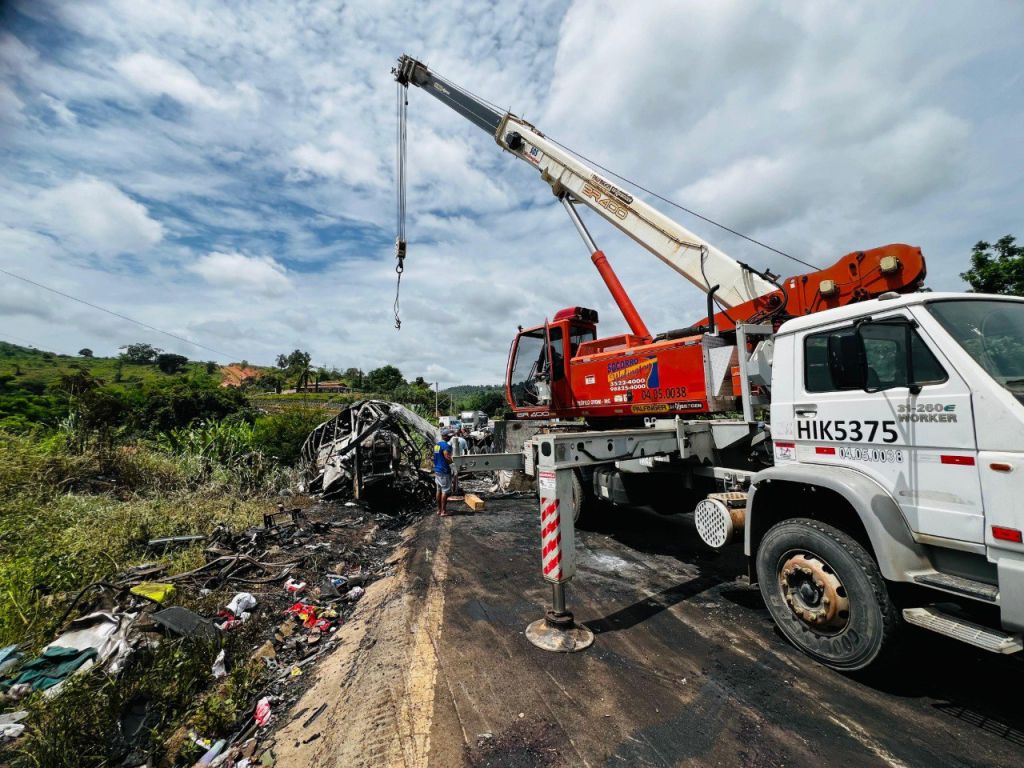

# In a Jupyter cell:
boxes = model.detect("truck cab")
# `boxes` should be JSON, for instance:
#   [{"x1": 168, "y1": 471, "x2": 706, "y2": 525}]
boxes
[{"x1": 749, "y1": 292, "x2": 1024, "y2": 669}]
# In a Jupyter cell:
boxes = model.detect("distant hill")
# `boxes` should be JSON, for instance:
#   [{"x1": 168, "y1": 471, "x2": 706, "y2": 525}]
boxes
[
  {"x1": 443, "y1": 384, "x2": 503, "y2": 397},
  {"x1": 0, "y1": 341, "x2": 273, "y2": 429}
]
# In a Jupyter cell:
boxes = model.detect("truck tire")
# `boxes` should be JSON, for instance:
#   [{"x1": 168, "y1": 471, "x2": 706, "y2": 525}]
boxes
[
  {"x1": 756, "y1": 518, "x2": 900, "y2": 672},
  {"x1": 570, "y1": 469, "x2": 597, "y2": 527}
]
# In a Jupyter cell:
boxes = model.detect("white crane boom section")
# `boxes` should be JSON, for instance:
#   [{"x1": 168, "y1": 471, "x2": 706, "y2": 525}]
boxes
[
  {"x1": 495, "y1": 116, "x2": 775, "y2": 308},
  {"x1": 394, "y1": 55, "x2": 775, "y2": 309}
]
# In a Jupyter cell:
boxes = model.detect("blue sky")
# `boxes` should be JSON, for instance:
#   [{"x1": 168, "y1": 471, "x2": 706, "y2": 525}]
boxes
[{"x1": 1, "y1": 0, "x2": 1022, "y2": 384}]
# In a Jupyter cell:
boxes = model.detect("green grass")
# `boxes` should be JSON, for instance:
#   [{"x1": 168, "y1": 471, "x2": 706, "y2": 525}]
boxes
[
  {"x1": 0, "y1": 341, "x2": 215, "y2": 387},
  {"x1": 0, "y1": 427, "x2": 291, "y2": 767}
]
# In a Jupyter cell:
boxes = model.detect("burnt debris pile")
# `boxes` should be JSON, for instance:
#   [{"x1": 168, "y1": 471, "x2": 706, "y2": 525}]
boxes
[{"x1": 300, "y1": 400, "x2": 438, "y2": 501}]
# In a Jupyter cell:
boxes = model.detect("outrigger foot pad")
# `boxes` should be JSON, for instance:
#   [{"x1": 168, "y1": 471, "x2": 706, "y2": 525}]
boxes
[{"x1": 525, "y1": 610, "x2": 595, "y2": 653}]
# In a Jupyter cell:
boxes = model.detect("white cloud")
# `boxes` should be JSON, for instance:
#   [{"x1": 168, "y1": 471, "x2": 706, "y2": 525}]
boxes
[
  {"x1": 189, "y1": 251, "x2": 292, "y2": 297},
  {"x1": 39, "y1": 92, "x2": 76, "y2": 125},
  {"x1": 0, "y1": 0, "x2": 1020, "y2": 385},
  {"x1": 32, "y1": 177, "x2": 164, "y2": 256},
  {"x1": 0, "y1": 82, "x2": 24, "y2": 124},
  {"x1": 114, "y1": 52, "x2": 253, "y2": 111}
]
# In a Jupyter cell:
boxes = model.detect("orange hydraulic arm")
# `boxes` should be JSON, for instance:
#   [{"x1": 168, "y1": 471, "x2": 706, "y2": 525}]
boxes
[{"x1": 703, "y1": 243, "x2": 927, "y2": 332}]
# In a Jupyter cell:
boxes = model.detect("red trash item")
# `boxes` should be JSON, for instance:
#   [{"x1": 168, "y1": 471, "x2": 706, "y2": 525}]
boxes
[
  {"x1": 254, "y1": 697, "x2": 272, "y2": 727},
  {"x1": 285, "y1": 602, "x2": 319, "y2": 628}
]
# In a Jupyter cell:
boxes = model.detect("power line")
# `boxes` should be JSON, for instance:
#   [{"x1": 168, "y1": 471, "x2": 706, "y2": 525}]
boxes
[
  {"x1": 0, "y1": 267, "x2": 238, "y2": 359},
  {"x1": 428, "y1": 64, "x2": 819, "y2": 272},
  {"x1": 0, "y1": 331, "x2": 41, "y2": 347},
  {"x1": 544, "y1": 136, "x2": 821, "y2": 272}
]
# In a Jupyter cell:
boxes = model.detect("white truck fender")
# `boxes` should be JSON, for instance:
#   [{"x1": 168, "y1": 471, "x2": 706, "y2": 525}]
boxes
[{"x1": 745, "y1": 464, "x2": 931, "y2": 582}]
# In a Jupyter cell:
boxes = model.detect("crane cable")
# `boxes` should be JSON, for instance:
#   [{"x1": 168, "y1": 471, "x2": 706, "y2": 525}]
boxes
[
  {"x1": 394, "y1": 81, "x2": 409, "y2": 329},
  {"x1": 542, "y1": 135, "x2": 821, "y2": 272}
]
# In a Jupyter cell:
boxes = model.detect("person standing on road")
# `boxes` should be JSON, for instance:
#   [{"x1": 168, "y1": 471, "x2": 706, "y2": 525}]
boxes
[{"x1": 433, "y1": 429, "x2": 454, "y2": 517}]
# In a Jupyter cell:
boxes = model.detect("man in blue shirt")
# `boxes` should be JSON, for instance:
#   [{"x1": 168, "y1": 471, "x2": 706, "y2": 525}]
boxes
[{"x1": 433, "y1": 430, "x2": 454, "y2": 517}]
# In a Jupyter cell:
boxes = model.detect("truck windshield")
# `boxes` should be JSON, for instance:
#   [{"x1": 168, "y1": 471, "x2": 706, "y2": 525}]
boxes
[{"x1": 927, "y1": 299, "x2": 1024, "y2": 403}]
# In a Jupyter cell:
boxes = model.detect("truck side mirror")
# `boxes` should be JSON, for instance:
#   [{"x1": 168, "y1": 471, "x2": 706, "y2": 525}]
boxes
[{"x1": 827, "y1": 332, "x2": 867, "y2": 389}]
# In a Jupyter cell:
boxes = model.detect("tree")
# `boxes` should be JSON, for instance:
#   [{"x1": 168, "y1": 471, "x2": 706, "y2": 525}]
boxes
[
  {"x1": 119, "y1": 343, "x2": 161, "y2": 364},
  {"x1": 78, "y1": 348, "x2": 94, "y2": 358},
  {"x1": 365, "y1": 365, "x2": 405, "y2": 394},
  {"x1": 343, "y1": 367, "x2": 364, "y2": 388},
  {"x1": 314, "y1": 367, "x2": 331, "y2": 392},
  {"x1": 276, "y1": 349, "x2": 311, "y2": 372},
  {"x1": 205, "y1": 361, "x2": 218, "y2": 374},
  {"x1": 961, "y1": 235, "x2": 1024, "y2": 296},
  {"x1": 156, "y1": 353, "x2": 189, "y2": 374},
  {"x1": 462, "y1": 388, "x2": 507, "y2": 416},
  {"x1": 261, "y1": 370, "x2": 286, "y2": 394},
  {"x1": 294, "y1": 360, "x2": 312, "y2": 391}
]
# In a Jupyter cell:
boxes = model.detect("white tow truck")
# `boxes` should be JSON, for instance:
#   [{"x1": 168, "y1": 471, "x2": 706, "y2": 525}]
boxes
[{"x1": 394, "y1": 55, "x2": 1024, "y2": 670}]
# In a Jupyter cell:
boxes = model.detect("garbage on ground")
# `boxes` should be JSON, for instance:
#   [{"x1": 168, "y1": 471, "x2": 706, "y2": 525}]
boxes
[
  {"x1": 0, "y1": 645, "x2": 21, "y2": 675},
  {"x1": 211, "y1": 649, "x2": 227, "y2": 679},
  {"x1": 254, "y1": 697, "x2": 273, "y2": 727},
  {"x1": 152, "y1": 606, "x2": 219, "y2": 643},
  {"x1": 344, "y1": 586, "x2": 365, "y2": 602},
  {"x1": 147, "y1": 534, "x2": 207, "y2": 550},
  {"x1": 0, "y1": 711, "x2": 27, "y2": 742},
  {"x1": 0, "y1": 482, "x2": 427, "y2": 765},
  {"x1": 196, "y1": 737, "x2": 227, "y2": 765},
  {"x1": 2, "y1": 646, "x2": 96, "y2": 696},
  {"x1": 227, "y1": 592, "x2": 258, "y2": 616},
  {"x1": 252, "y1": 641, "x2": 277, "y2": 662},
  {"x1": 130, "y1": 581, "x2": 176, "y2": 603}
]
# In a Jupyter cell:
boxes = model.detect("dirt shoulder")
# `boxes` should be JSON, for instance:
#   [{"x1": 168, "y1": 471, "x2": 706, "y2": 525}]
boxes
[{"x1": 272, "y1": 520, "x2": 460, "y2": 767}]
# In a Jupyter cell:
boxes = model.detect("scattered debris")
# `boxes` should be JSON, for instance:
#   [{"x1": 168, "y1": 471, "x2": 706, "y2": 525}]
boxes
[
  {"x1": 301, "y1": 400, "x2": 437, "y2": 498},
  {"x1": 0, "y1": 711, "x2": 27, "y2": 743},
  {"x1": 151, "y1": 607, "x2": 219, "y2": 643},
  {"x1": 1, "y1": 483, "x2": 430, "y2": 764},
  {"x1": 463, "y1": 493, "x2": 485, "y2": 512},
  {"x1": 255, "y1": 697, "x2": 273, "y2": 727},
  {"x1": 129, "y1": 581, "x2": 176, "y2": 603},
  {"x1": 147, "y1": 534, "x2": 207, "y2": 550},
  {"x1": 212, "y1": 649, "x2": 227, "y2": 678},
  {"x1": 227, "y1": 592, "x2": 258, "y2": 616},
  {"x1": 302, "y1": 703, "x2": 328, "y2": 728}
]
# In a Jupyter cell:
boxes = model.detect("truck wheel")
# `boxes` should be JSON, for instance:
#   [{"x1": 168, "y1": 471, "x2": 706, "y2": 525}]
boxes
[
  {"x1": 756, "y1": 518, "x2": 900, "y2": 672},
  {"x1": 570, "y1": 470, "x2": 597, "y2": 527}
]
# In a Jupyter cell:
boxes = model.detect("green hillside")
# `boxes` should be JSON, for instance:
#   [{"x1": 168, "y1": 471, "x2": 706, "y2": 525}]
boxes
[{"x1": 0, "y1": 342, "x2": 226, "y2": 430}]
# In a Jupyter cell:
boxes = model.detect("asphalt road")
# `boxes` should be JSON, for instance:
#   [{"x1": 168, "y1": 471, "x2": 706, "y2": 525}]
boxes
[{"x1": 409, "y1": 495, "x2": 1024, "y2": 768}]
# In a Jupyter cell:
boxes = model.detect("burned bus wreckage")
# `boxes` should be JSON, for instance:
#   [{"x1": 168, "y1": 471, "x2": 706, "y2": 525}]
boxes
[{"x1": 300, "y1": 400, "x2": 439, "y2": 499}]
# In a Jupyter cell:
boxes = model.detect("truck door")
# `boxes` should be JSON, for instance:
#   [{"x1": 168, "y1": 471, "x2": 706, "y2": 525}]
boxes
[
  {"x1": 507, "y1": 327, "x2": 552, "y2": 415},
  {"x1": 547, "y1": 322, "x2": 573, "y2": 411},
  {"x1": 796, "y1": 313, "x2": 984, "y2": 544}
]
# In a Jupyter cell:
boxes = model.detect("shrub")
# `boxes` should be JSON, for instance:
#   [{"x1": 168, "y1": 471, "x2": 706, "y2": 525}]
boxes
[{"x1": 252, "y1": 407, "x2": 330, "y2": 465}]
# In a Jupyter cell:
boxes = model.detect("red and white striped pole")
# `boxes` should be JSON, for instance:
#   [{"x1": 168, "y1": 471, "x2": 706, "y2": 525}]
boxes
[{"x1": 526, "y1": 467, "x2": 594, "y2": 652}]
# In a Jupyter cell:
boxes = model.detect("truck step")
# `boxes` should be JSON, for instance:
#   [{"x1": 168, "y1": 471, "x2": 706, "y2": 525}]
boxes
[
  {"x1": 912, "y1": 572, "x2": 999, "y2": 603},
  {"x1": 903, "y1": 607, "x2": 1022, "y2": 654}
]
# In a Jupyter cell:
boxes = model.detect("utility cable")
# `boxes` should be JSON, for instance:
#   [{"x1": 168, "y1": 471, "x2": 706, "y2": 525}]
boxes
[
  {"x1": 0, "y1": 266, "x2": 238, "y2": 359},
  {"x1": 425, "y1": 63, "x2": 819, "y2": 271},
  {"x1": 544, "y1": 136, "x2": 820, "y2": 271}
]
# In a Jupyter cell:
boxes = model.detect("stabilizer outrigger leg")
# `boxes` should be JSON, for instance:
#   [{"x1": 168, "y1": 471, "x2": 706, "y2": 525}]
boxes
[{"x1": 525, "y1": 467, "x2": 594, "y2": 652}]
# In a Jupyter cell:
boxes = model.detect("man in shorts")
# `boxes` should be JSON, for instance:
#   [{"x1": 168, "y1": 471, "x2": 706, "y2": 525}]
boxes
[{"x1": 433, "y1": 430, "x2": 454, "y2": 517}]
